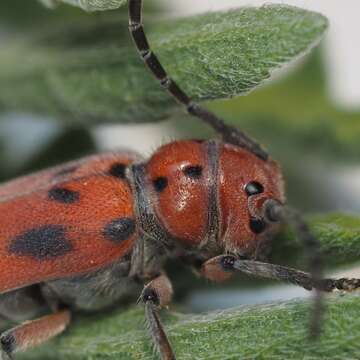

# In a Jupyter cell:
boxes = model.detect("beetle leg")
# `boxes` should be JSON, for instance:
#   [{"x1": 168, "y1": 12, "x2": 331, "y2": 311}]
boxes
[
  {"x1": 201, "y1": 253, "x2": 360, "y2": 337},
  {"x1": 140, "y1": 274, "x2": 175, "y2": 360},
  {"x1": 202, "y1": 255, "x2": 360, "y2": 292},
  {"x1": 202, "y1": 253, "x2": 360, "y2": 339},
  {"x1": 0, "y1": 310, "x2": 71, "y2": 359},
  {"x1": 128, "y1": 0, "x2": 268, "y2": 161},
  {"x1": 0, "y1": 286, "x2": 48, "y2": 325}
]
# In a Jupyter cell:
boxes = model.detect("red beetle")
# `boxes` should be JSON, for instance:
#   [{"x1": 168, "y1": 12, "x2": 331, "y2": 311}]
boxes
[{"x1": 0, "y1": 1, "x2": 359, "y2": 359}]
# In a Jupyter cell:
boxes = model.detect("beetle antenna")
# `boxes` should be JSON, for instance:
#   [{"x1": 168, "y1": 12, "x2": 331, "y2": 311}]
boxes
[
  {"x1": 263, "y1": 199, "x2": 324, "y2": 338},
  {"x1": 128, "y1": 0, "x2": 269, "y2": 161}
]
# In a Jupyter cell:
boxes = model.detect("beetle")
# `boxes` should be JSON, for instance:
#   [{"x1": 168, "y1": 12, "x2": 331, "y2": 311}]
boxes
[{"x1": 1, "y1": 1, "x2": 360, "y2": 359}]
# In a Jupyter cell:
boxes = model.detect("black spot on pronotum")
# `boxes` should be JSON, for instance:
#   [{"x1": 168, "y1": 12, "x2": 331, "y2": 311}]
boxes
[
  {"x1": 103, "y1": 218, "x2": 136, "y2": 243},
  {"x1": 245, "y1": 181, "x2": 264, "y2": 196},
  {"x1": 48, "y1": 187, "x2": 80, "y2": 204},
  {"x1": 153, "y1": 177, "x2": 168, "y2": 192},
  {"x1": 9, "y1": 225, "x2": 72, "y2": 260},
  {"x1": 109, "y1": 163, "x2": 127, "y2": 179},
  {"x1": 183, "y1": 165, "x2": 203, "y2": 179},
  {"x1": 0, "y1": 333, "x2": 16, "y2": 355},
  {"x1": 249, "y1": 217, "x2": 267, "y2": 234}
]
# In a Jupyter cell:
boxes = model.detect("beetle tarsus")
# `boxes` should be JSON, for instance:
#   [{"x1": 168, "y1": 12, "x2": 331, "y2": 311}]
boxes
[{"x1": 141, "y1": 275, "x2": 175, "y2": 360}]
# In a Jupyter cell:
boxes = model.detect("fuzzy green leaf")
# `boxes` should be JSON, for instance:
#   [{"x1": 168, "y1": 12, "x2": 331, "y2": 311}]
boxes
[
  {"x1": 209, "y1": 51, "x2": 360, "y2": 161},
  {"x1": 39, "y1": 0, "x2": 126, "y2": 11},
  {"x1": 273, "y1": 213, "x2": 360, "y2": 269},
  {"x1": 0, "y1": 5, "x2": 328, "y2": 123},
  {"x1": 20, "y1": 293, "x2": 360, "y2": 360}
]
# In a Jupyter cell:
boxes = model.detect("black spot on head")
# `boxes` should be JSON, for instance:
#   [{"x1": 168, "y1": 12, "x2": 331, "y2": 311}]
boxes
[
  {"x1": 249, "y1": 217, "x2": 267, "y2": 234},
  {"x1": 153, "y1": 177, "x2": 168, "y2": 192},
  {"x1": 1, "y1": 333, "x2": 16, "y2": 355},
  {"x1": 48, "y1": 187, "x2": 80, "y2": 204},
  {"x1": 183, "y1": 165, "x2": 203, "y2": 179},
  {"x1": 108, "y1": 163, "x2": 127, "y2": 179},
  {"x1": 9, "y1": 225, "x2": 72, "y2": 261},
  {"x1": 245, "y1": 181, "x2": 264, "y2": 196},
  {"x1": 103, "y1": 218, "x2": 136, "y2": 243}
]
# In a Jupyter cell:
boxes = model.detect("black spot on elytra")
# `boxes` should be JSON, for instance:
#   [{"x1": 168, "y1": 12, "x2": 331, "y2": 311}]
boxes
[
  {"x1": 249, "y1": 217, "x2": 266, "y2": 234},
  {"x1": 153, "y1": 177, "x2": 168, "y2": 192},
  {"x1": 183, "y1": 165, "x2": 203, "y2": 179},
  {"x1": 108, "y1": 163, "x2": 127, "y2": 179},
  {"x1": 48, "y1": 187, "x2": 80, "y2": 204},
  {"x1": 103, "y1": 218, "x2": 135, "y2": 243},
  {"x1": 0, "y1": 333, "x2": 16, "y2": 355},
  {"x1": 245, "y1": 181, "x2": 264, "y2": 196},
  {"x1": 9, "y1": 225, "x2": 72, "y2": 260}
]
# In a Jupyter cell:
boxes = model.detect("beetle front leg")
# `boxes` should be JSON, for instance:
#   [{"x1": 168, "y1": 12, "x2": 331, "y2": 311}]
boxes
[
  {"x1": 0, "y1": 310, "x2": 71, "y2": 360},
  {"x1": 201, "y1": 254, "x2": 360, "y2": 292},
  {"x1": 140, "y1": 274, "x2": 175, "y2": 360}
]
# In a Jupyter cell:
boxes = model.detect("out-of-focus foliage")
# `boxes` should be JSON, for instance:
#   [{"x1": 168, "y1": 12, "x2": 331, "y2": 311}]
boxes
[
  {"x1": 39, "y1": 0, "x2": 126, "y2": 11},
  {"x1": 273, "y1": 213, "x2": 360, "y2": 269},
  {"x1": 0, "y1": 6, "x2": 327, "y2": 123},
  {"x1": 211, "y1": 50, "x2": 360, "y2": 161},
  {"x1": 0, "y1": 0, "x2": 88, "y2": 30}
]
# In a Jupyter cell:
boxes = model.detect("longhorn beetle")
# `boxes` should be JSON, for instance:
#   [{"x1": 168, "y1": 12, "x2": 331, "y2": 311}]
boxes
[{"x1": 0, "y1": 1, "x2": 359, "y2": 359}]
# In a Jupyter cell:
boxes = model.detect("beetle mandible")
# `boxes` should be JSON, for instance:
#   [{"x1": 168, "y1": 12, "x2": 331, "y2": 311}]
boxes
[{"x1": 0, "y1": 1, "x2": 359, "y2": 359}]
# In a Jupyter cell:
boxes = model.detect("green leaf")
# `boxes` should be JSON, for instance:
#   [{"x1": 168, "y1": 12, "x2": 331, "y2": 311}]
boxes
[
  {"x1": 210, "y1": 50, "x2": 360, "y2": 161},
  {"x1": 39, "y1": 0, "x2": 126, "y2": 12},
  {"x1": 273, "y1": 213, "x2": 360, "y2": 269},
  {"x1": 0, "y1": 5, "x2": 328, "y2": 123},
  {"x1": 20, "y1": 293, "x2": 360, "y2": 360},
  {"x1": 0, "y1": 0, "x2": 89, "y2": 30}
]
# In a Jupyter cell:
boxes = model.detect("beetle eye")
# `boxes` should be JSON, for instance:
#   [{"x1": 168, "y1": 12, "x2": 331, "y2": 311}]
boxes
[
  {"x1": 249, "y1": 217, "x2": 266, "y2": 234},
  {"x1": 245, "y1": 181, "x2": 264, "y2": 196}
]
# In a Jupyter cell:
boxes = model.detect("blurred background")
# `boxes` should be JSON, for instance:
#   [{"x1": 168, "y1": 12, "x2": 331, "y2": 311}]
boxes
[{"x1": 0, "y1": 0, "x2": 359, "y2": 312}]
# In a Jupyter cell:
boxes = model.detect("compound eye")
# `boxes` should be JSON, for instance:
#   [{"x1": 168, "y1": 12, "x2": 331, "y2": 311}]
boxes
[
  {"x1": 245, "y1": 181, "x2": 264, "y2": 196},
  {"x1": 249, "y1": 217, "x2": 267, "y2": 234}
]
